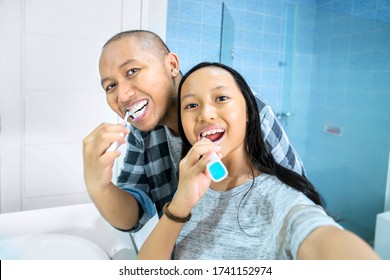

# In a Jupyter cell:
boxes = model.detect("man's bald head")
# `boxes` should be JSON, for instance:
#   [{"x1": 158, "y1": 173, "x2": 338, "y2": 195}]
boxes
[{"x1": 103, "y1": 30, "x2": 171, "y2": 62}]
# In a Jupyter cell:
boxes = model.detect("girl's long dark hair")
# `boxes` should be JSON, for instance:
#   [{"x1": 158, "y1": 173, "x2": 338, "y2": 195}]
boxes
[{"x1": 177, "y1": 62, "x2": 323, "y2": 206}]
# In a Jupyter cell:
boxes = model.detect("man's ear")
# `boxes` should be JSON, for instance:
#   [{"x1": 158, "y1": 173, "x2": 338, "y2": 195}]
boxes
[{"x1": 167, "y1": 52, "x2": 180, "y2": 77}]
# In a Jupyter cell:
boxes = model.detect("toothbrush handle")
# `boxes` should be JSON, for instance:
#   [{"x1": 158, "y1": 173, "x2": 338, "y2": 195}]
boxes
[
  {"x1": 106, "y1": 136, "x2": 123, "y2": 152},
  {"x1": 206, "y1": 152, "x2": 228, "y2": 182},
  {"x1": 105, "y1": 123, "x2": 130, "y2": 152}
]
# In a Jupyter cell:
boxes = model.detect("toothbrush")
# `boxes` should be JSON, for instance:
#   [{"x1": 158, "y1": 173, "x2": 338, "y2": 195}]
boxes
[
  {"x1": 202, "y1": 137, "x2": 228, "y2": 182},
  {"x1": 106, "y1": 110, "x2": 130, "y2": 153}
]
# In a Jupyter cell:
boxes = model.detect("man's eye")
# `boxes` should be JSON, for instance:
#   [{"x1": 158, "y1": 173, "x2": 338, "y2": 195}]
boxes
[
  {"x1": 184, "y1": 103, "x2": 198, "y2": 109},
  {"x1": 105, "y1": 83, "x2": 116, "y2": 93},
  {"x1": 127, "y1": 68, "x2": 140, "y2": 76}
]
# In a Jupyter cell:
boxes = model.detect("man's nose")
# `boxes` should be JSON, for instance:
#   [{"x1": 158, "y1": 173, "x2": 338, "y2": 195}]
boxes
[{"x1": 117, "y1": 84, "x2": 136, "y2": 103}]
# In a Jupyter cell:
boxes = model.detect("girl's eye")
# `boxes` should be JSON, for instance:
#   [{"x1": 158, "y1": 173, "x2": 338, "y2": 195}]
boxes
[
  {"x1": 184, "y1": 103, "x2": 198, "y2": 110},
  {"x1": 105, "y1": 83, "x2": 116, "y2": 93},
  {"x1": 216, "y1": 96, "x2": 228, "y2": 102},
  {"x1": 127, "y1": 68, "x2": 140, "y2": 76}
]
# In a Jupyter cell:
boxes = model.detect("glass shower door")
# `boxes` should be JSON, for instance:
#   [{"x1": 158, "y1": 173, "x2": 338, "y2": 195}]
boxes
[
  {"x1": 283, "y1": 3, "x2": 390, "y2": 243},
  {"x1": 219, "y1": 2, "x2": 234, "y2": 67}
]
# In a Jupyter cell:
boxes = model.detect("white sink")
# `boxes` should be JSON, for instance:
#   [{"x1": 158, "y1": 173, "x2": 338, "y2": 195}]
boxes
[
  {"x1": 0, "y1": 203, "x2": 136, "y2": 260},
  {"x1": 0, "y1": 233, "x2": 110, "y2": 260}
]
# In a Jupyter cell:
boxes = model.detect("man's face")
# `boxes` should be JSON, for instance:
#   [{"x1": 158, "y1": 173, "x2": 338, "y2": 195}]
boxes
[{"x1": 99, "y1": 36, "x2": 177, "y2": 132}]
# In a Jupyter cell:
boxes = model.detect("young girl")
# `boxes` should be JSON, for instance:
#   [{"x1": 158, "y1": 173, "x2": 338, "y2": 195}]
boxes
[{"x1": 137, "y1": 62, "x2": 379, "y2": 260}]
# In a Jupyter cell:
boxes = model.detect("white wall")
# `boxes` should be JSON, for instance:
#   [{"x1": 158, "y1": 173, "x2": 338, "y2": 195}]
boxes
[
  {"x1": 0, "y1": 0, "x2": 24, "y2": 213},
  {"x1": 0, "y1": 0, "x2": 167, "y2": 213}
]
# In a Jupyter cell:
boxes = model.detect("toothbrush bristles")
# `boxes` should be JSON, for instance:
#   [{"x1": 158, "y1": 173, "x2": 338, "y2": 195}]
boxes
[{"x1": 124, "y1": 110, "x2": 130, "y2": 122}]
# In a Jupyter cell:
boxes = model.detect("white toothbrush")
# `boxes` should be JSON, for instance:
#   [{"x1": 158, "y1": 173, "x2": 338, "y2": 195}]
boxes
[
  {"x1": 202, "y1": 137, "x2": 228, "y2": 182},
  {"x1": 106, "y1": 110, "x2": 130, "y2": 153}
]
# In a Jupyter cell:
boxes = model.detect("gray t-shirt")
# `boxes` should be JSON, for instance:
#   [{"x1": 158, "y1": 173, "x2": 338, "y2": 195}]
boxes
[
  {"x1": 173, "y1": 173, "x2": 342, "y2": 260},
  {"x1": 164, "y1": 126, "x2": 181, "y2": 172}
]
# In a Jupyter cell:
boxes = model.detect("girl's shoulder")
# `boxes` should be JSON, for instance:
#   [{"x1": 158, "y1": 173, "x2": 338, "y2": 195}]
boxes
[{"x1": 252, "y1": 173, "x2": 314, "y2": 206}]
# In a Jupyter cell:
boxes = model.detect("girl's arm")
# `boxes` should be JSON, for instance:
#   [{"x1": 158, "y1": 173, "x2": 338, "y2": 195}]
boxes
[
  {"x1": 137, "y1": 139, "x2": 220, "y2": 259},
  {"x1": 136, "y1": 202, "x2": 189, "y2": 259},
  {"x1": 297, "y1": 226, "x2": 380, "y2": 259}
]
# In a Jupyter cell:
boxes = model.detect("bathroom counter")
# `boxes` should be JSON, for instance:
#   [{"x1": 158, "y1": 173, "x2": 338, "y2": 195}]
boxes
[
  {"x1": 374, "y1": 211, "x2": 390, "y2": 260},
  {"x1": 0, "y1": 203, "x2": 136, "y2": 259}
]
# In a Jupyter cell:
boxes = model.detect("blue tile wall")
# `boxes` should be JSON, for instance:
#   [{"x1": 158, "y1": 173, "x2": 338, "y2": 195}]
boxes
[
  {"x1": 303, "y1": 2, "x2": 390, "y2": 242},
  {"x1": 166, "y1": 0, "x2": 308, "y2": 110},
  {"x1": 167, "y1": 0, "x2": 390, "y2": 111}
]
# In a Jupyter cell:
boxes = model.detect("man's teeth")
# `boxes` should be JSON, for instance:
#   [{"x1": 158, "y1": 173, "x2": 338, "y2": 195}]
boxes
[
  {"x1": 129, "y1": 100, "x2": 148, "y2": 119},
  {"x1": 201, "y1": 129, "x2": 224, "y2": 137}
]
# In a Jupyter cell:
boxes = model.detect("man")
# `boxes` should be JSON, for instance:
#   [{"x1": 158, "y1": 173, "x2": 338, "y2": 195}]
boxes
[{"x1": 83, "y1": 30, "x2": 305, "y2": 232}]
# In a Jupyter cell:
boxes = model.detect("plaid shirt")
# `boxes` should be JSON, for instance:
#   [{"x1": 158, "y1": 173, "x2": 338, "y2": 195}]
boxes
[{"x1": 117, "y1": 97, "x2": 305, "y2": 232}]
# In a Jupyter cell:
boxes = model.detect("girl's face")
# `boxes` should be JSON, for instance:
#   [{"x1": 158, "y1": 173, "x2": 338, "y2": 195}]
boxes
[{"x1": 180, "y1": 66, "x2": 248, "y2": 159}]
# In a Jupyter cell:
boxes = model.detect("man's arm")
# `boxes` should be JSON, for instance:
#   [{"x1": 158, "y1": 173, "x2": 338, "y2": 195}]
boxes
[
  {"x1": 89, "y1": 181, "x2": 140, "y2": 230},
  {"x1": 83, "y1": 122, "x2": 140, "y2": 230},
  {"x1": 256, "y1": 97, "x2": 306, "y2": 176}
]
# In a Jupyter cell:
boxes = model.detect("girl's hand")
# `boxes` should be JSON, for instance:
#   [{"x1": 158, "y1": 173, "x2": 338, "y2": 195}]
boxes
[{"x1": 170, "y1": 139, "x2": 221, "y2": 215}]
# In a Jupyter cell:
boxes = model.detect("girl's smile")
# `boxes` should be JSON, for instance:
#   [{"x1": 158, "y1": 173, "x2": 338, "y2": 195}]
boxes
[{"x1": 198, "y1": 126, "x2": 225, "y2": 144}]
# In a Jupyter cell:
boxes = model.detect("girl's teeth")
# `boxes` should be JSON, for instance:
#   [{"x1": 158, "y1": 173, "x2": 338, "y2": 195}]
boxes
[{"x1": 201, "y1": 129, "x2": 224, "y2": 137}]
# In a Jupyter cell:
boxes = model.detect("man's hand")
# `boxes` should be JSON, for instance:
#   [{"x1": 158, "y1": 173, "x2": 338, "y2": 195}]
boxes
[{"x1": 82, "y1": 122, "x2": 129, "y2": 197}]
